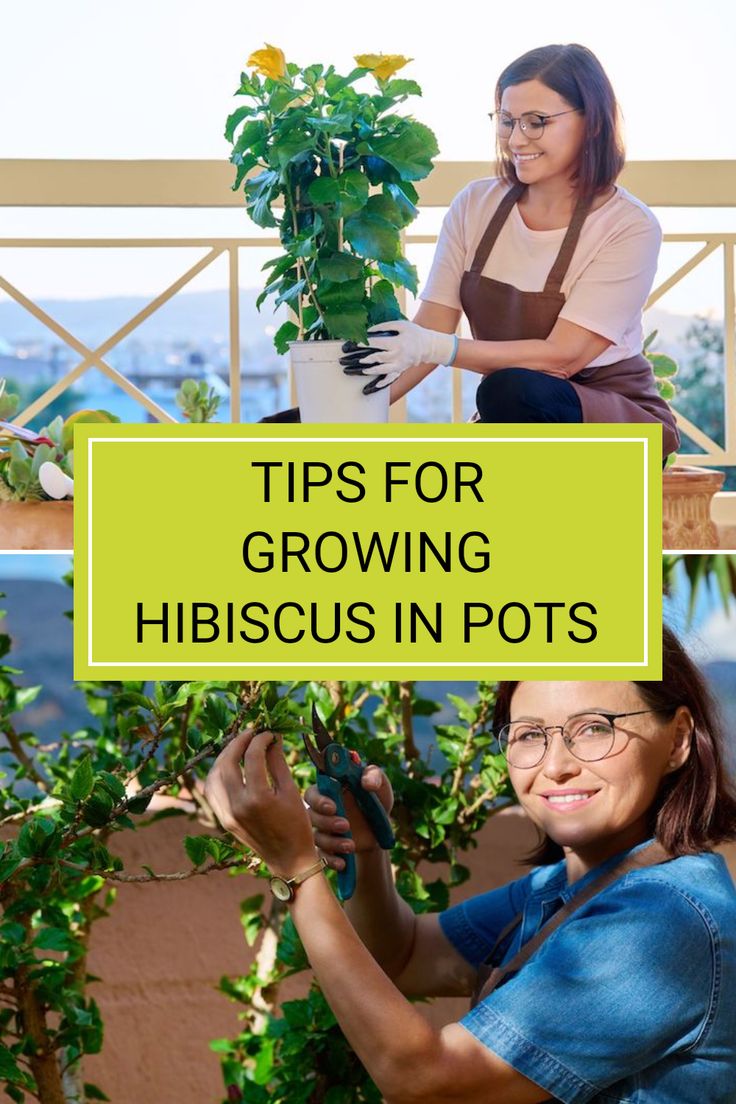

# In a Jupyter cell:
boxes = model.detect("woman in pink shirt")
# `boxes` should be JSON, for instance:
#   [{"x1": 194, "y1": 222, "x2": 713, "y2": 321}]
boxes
[{"x1": 340, "y1": 43, "x2": 679, "y2": 458}]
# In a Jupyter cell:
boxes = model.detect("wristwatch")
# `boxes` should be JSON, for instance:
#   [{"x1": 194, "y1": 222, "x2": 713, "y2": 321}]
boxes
[{"x1": 269, "y1": 858, "x2": 326, "y2": 902}]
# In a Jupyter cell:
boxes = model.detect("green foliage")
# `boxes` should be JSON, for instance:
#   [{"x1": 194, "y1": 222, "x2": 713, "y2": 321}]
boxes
[
  {"x1": 0, "y1": 393, "x2": 117, "y2": 501},
  {"x1": 227, "y1": 52, "x2": 438, "y2": 347},
  {"x1": 0, "y1": 590, "x2": 516, "y2": 1104},
  {"x1": 175, "y1": 379, "x2": 222, "y2": 423},
  {"x1": 213, "y1": 680, "x2": 509, "y2": 1102}
]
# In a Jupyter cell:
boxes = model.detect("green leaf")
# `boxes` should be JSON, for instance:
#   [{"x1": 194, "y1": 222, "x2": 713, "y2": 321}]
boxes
[
  {"x1": 17, "y1": 816, "x2": 58, "y2": 858},
  {"x1": 367, "y1": 279, "x2": 402, "y2": 326},
  {"x1": 32, "y1": 926, "x2": 78, "y2": 953},
  {"x1": 70, "y1": 755, "x2": 95, "y2": 802},
  {"x1": 83, "y1": 1083, "x2": 111, "y2": 1101},
  {"x1": 343, "y1": 212, "x2": 400, "y2": 264},
  {"x1": 126, "y1": 792, "x2": 153, "y2": 815},
  {"x1": 322, "y1": 304, "x2": 369, "y2": 342},
  {"x1": 382, "y1": 78, "x2": 423, "y2": 99},
  {"x1": 14, "y1": 685, "x2": 42, "y2": 710},
  {"x1": 368, "y1": 120, "x2": 439, "y2": 180},
  {"x1": 271, "y1": 129, "x2": 315, "y2": 171},
  {"x1": 648, "y1": 352, "x2": 678, "y2": 378},
  {"x1": 81, "y1": 788, "x2": 114, "y2": 828},
  {"x1": 385, "y1": 182, "x2": 419, "y2": 226},
  {"x1": 97, "y1": 771, "x2": 126, "y2": 800},
  {"x1": 308, "y1": 169, "x2": 369, "y2": 217},
  {"x1": 273, "y1": 320, "x2": 300, "y2": 355},
  {"x1": 0, "y1": 852, "x2": 21, "y2": 884},
  {"x1": 184, "y1": 836, "x2": 208, "y2": 867},
  {"x1": 0, "y1": 1041, "x2": 21, "y2": 1081},
  {"x1": 378, "y1": 255, "x2": 419, "y2": 295},
  {"x1": 657, "y1": 379, "x2": 676, "y2": 401},
  {"x1": 225, "y1": 106, "x2": 255, "y2": 144},
  {"x1": 317, "y1": 253, "x2": 365, "y2": 282},
  {"x1": 318, "y1": 277, "x2": 366, "y2": 307},
  {"x1": 231, "y1": 118, "x2": 268, "y2": 156},
  {"x1": 274, "y1": 278, "x2": 307, "y2": 310},
  {"x1": 244, "y1": 169, "x2": 280, "y2": 229},
  {"x1": 240, "y1": 894, "x2": 265, "y2": 946}
]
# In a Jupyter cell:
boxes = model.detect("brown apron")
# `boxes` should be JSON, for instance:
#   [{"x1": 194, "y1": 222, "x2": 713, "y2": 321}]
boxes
[
  {"x1": 459, "y1": 182, "x2": 680, "y2": 458},
  {"x1": 468, "y1": 841, "x2": 673, "y2": 1103}
]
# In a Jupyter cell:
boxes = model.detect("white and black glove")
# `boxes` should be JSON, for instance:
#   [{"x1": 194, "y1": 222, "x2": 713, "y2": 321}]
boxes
[{"x1": 341, "y1": 320, "x2": 459, "y2": 393}]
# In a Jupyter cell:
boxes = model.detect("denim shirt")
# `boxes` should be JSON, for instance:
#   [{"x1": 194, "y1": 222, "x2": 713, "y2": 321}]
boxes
[{"x1": 438, "y1": 841, "x2": 736, "y2": 1103}]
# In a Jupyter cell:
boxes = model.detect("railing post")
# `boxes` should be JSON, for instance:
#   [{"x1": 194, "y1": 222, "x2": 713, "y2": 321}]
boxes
[{"x1": 229, "y1": 246, "x2": 241, "y2": 423}]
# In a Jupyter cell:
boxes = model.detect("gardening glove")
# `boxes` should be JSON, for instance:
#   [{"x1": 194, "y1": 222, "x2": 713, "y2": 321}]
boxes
[{"x1": 340, "y1": 320, "x2": 458, "y2": 392}]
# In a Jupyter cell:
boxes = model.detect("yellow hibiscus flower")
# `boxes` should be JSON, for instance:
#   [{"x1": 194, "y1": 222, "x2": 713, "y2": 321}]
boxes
[
  {"x1": 247, "y1": 44, "x2": 287, "y2": 80},
  {"x1": 354, "y1": 53, "x2": 413, "y2": 82}
]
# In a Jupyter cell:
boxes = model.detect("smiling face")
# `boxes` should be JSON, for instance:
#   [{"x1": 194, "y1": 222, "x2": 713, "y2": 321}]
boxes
[
  {"x1": 498, "y1": 78, "x2": 587, "y2": 191},
  {"x1": 506, "y1": 681, "x2": 693, "y2": 876}
]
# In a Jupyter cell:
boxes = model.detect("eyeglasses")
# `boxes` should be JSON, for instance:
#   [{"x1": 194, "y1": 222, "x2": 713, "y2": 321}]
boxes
[
  {"x1": 489, "y1": 108, "x2": 582, "y2": 140},
  {"x1": 497, "y1": 710, "x2": 664, "y2": 769}
]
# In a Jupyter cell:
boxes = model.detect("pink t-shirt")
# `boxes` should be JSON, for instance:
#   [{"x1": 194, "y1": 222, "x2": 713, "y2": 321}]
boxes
[{"x1": 419, "y1": 177, "x2": 662, "y2": 369}]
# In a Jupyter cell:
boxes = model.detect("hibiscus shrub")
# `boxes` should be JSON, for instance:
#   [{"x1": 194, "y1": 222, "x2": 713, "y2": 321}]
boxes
[
  {"x1": 0, "y1": 587, "x2": 511, "y2": 1103},
  {"x1": 226, "y1": 46, "x2": 439, "y2": 351}
]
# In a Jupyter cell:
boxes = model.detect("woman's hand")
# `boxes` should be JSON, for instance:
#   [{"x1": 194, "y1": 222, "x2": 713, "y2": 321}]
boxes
[
  {"x1": 340, "y1": 320, "x2": 457, "y2": 387},
  {"x1": 204, "y1": 730, "x2": 318, "y2": 877},
  {"x1": 306, "y1": 764, "x2": 394, "y2": 871}
]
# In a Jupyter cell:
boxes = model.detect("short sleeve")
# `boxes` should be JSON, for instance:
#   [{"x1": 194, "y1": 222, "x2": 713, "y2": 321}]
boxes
[
  {"x1": 558, "y1": 209, "x2": 662, "y2": 345},
  {"x1": 438, "y1": 869, "x2": 534, "y2": 968},
  {"x1": 459, "y1": 879, "x2": 716, "y2": 1104},
  {"x1": 418, "y1": 185, "x2": 473, "y2": 310}
]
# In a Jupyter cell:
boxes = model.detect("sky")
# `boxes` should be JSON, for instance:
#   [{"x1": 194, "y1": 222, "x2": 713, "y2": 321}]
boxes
[{"x1": 1, "y1": 0, "x2": 735, "y2": 311}]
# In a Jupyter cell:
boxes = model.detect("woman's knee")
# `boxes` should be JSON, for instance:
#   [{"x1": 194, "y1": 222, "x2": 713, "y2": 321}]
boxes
[
  {"x1": 476, "y1": 367, "x2": 548, "y2": 419},
  {"x1": 476, "y1": 368, "x2": 582, "y2": 423}
]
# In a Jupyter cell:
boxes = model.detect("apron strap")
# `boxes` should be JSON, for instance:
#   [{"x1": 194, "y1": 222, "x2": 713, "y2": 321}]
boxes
[
  {"x1": 543, "y1": 192, "x2": 595, "y2": 294},
  {"x1": 468, "y1": 181, "x2": 594, "y2": 293},
  {"x1": 471, "y1": 840, "x2": 673, "y2": 1009},
  {"x1": 469, "y1": 182, "x2": 526, "y2": 273}
]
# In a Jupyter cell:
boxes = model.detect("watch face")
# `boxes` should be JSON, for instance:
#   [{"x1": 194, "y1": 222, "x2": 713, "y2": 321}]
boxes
[{"x1": 270, "y1": 877, "x2": 293, "y2": 902}]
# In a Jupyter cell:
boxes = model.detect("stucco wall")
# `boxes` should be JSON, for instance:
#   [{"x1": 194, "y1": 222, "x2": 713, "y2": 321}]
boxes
[{"x1": 5, "y1": 810, "x2": 735, "y2": 1103}]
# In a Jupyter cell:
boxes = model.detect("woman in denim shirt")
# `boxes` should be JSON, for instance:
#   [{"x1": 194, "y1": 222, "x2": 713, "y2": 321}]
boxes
[{"x1": 205, "y1": 628, "x2": 736, "y2": 1103}]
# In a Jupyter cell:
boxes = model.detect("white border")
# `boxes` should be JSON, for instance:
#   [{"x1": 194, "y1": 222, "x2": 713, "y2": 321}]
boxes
[{"x1": 86, "y1": 435, "x2": 652, "y2": 669}]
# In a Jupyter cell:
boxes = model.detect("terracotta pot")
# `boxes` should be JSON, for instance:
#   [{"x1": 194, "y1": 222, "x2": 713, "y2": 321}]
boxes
[
  {"x1": 0, "y1": 500, "x2": 73, "y2": 550},
  {"x1": 289, "y1": 340, "x2": 390, "y2": 423},
  {"x1": 662, "y1": 465, "x2": 724, "y2": 550}
]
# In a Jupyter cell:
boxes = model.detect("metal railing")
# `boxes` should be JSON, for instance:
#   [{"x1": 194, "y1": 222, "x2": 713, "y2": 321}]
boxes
[{"x1": 1, "y1": 159, "x2": 735, "y2": 463}]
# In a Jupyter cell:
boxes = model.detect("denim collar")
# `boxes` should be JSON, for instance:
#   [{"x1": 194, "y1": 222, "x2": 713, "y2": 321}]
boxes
[{"x1": 533, "y1": 836, "x2": 657, "y2": 906}]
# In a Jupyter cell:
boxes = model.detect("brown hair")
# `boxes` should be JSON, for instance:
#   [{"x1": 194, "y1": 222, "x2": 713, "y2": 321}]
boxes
[
  {"x1": 493, "y1": 625, "x2": 736, "y2": 864},
  {"x1": 494, "y1": 43, "x2": 626, "y2": 198}
]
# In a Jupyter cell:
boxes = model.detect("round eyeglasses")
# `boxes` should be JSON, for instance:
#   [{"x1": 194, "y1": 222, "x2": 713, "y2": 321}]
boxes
[
  {"x1": 497, "y1": 710, "x2": 663, "y2": 769},
  {"x1": 489, "y1": 108, "x2": 582, "y2": 140}
]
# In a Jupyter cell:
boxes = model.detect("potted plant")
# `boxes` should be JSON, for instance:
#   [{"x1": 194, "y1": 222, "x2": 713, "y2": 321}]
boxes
[
  {"x1": 645, "y1": 332, "x2": 725, "y2": 549},
  {"x1": 0, "y1": 382, "x2": 118, "y2": 549},
  {"x1": 226, "y1": 45, "x2": 438, "y2": 422}
]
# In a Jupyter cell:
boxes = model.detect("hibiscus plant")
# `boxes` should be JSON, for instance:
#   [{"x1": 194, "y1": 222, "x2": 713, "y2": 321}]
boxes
[{"x1": 226, "y1": 45, "x2": 439, "y2": 352}]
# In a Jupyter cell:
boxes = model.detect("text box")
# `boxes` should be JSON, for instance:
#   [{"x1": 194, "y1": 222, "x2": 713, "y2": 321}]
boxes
[{"x1": 74, "y1": 423, "x2": 662, "y2": 679}]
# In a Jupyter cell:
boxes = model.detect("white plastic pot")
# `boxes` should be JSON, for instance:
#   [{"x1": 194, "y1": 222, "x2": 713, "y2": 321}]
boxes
[{"x1": 289, "y1": 340, "x2": 390, "y2": 424}]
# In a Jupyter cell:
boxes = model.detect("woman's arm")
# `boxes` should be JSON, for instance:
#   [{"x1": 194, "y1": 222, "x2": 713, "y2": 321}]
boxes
[
  {"x1": 308, "y1": 769, "x2": 478, "y2": 997},
  {"x1": 359, "y1": 313, "x2": 612, "y2": 397},
  {"x1": 205, "y1": 731, "x2": 548, "y2": 1104},
  {"x1": 388, "y1": 300, "x2": 462, "y2": 403},
  {"x1": 291, "y1": 871, "x2": 550, "y2": 1104},
  {"x1": 452, "y1": 316, "x2": 612, "y2": 378}
]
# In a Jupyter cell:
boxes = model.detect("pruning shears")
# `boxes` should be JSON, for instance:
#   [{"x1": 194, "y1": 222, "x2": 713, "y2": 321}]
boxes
[{"x1": 303, "y1": 704, "x2": 395, "y2": 900}]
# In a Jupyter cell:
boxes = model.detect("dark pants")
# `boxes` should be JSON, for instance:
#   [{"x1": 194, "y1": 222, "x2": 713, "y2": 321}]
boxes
[{"x1": 476, "y1": 367, "x2": 583, "y2": 423}]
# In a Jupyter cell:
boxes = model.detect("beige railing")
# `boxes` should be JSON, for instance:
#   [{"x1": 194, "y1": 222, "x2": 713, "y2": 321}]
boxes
[{"x1": 1, "y1": 159, "x2": 735, "y2": 464}]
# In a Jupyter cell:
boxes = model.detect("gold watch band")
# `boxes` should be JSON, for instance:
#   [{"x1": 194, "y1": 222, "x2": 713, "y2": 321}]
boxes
[{"x1": 290, "y1": 858, "x2": 326, "y2": 886}]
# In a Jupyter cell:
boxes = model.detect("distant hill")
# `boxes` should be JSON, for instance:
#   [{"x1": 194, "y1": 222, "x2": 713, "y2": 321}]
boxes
[
  {"x1": 0, "y1": 289, "x2": 709, "y2": 355},
  {"x1": 0, "y1": 288, "x2": 278, "y2": 348}
]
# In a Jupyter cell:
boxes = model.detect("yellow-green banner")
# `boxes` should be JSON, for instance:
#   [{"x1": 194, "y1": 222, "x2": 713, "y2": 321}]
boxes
[{"x1": 73, "y1": 423, "x2": 662, "y2": 679}]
